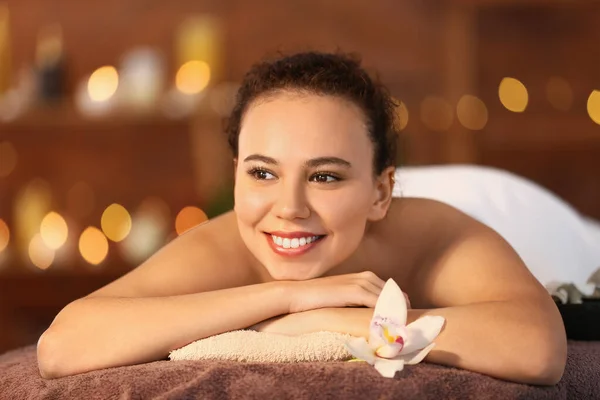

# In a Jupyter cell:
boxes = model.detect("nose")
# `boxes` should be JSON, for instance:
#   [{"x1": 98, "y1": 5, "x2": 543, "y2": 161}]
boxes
[{"x1": 272, "y1": 179, "x2": 310, "y2": 220}]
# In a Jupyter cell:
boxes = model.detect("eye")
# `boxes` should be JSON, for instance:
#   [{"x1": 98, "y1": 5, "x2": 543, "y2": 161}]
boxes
[
  {"x1": 310, "y1": 173, "x2": 340, "y2": 183},
  {"x1": 248, "y1": 168, "x2": 276, "y2": 181}
]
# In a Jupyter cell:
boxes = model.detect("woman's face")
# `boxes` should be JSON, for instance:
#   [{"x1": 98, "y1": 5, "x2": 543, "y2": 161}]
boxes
[{"x1": 234, "y1": 93, "x2": 392, "y2": 280}]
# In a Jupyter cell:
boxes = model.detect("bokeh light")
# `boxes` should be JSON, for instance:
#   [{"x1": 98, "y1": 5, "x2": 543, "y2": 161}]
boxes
[
  {"x1": 0, "y1": 141, "x2": 18, "y2": 178},
  {"x1": 88, "y1": 66, "x2": 119, "y2": 102},
  {"x1": 29, "y1": 233, "x2": 54, "y2": 270},
  {"x1": 0, "y1": 218, "x2": 9, "y2": 253},
  {"x1": 587, "y1": 90, "x2": 600, "y2": 125},
  {"x1": 546, "y1": 77, "x2": 573, "y2": 111},
  {"x1": 498, "y1": 77, "x2": 528, "y2": 112},
  {"x1": 175, "y1": 206, "x2": 208, "y2": 235},
  {"x1": 420, "y1": 96, "x2": 453, "y2": 131},
  {"x1": 40, "y1": 211, "x2": 68, "y2": 250},
  {"x1": 79, "y1": 227, "x2": 109, "y2": 265},
  {"x1": 395, "y1": 100, "x2": 409, "y2": 131},
  {"x1": 456, "y1": 95, "x2": 488, "y2": 130},
  {"x1": 176, "y1": 60, "x2": 211, "y2": 94},
  {"x1": 120, "y1": 197, "x2": 171, "y2": 264},
  {"x1": 101, "y1": 203, "x2": 132, "y2": 242}
]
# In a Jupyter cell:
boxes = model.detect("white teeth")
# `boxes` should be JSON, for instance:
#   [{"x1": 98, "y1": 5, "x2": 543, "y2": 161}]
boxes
[{"x1": 270, "y1": 234, "x2": 322, "y2": 249}]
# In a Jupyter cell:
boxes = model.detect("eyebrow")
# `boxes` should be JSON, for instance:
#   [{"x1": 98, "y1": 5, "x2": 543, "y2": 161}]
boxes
[{"x1": 243, "y1": 154, "x2": 352, "y2": 169}]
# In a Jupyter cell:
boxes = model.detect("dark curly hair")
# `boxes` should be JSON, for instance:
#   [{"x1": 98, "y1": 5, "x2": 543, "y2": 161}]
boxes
[{"x1": 225, "y1": 51, "x2": 399, "y2": 175}]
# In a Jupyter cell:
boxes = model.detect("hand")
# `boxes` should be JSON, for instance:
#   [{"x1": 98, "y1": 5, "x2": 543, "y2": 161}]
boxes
[{"x1": 284, "y1": 271, "x2": 386, "y2": 314}]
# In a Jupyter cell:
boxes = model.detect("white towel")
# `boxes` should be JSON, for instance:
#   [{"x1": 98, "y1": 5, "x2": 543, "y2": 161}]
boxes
[{"x1": 169, "y1": 330, "x2": 353, "y2": 363}]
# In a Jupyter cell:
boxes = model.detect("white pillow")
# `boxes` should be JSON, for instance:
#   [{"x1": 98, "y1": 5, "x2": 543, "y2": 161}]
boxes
[{"x1": 393, "y1": 165, "x2": 599, "y2": 294}]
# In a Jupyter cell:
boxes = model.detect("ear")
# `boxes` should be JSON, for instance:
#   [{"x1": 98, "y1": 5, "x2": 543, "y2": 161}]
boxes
[
  {"x1": 233, "y1": 158, "x2": 238, "y2": 182},
  {"x1": 367, "y1": 166, "x2": 397, "y2": 221}
]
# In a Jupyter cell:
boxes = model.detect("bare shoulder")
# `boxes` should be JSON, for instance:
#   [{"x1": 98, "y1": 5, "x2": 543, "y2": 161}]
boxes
[
  {"x1": 372, "y1": 197, "x2": 473, "y2": 258},
  {"x1": 368, "y1": 198, "x2": 473, "y2": 281},
  {"x1": 87, "y1": 210, "x2": 260, "y2": 298},
  {"x1": 377, "y1": 197, "x2": 545, "y2": 308}
]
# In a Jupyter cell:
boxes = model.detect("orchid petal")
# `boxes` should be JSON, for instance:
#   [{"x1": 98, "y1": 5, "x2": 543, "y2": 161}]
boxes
[
  {"x1": 368, "y1": 321, "x2": 387, "y2": 349},
  {"x1": 375, "y1": 343, "x2": 402, "y2": 358},
  {"x1": 398, "y1": 342, "x2": 436, "y2": 365},
  {"x1": 345, "y1": 337, "x2": 376, "y2": 364},
  {"x1": 374, "y1": 279, "x2": 407, "y2": 325},
  {"x1": 400, "y1": 315, "x2": 445, "y2": 355},
  {"x1": 373, "y1": 358, "x2": 405, "y2": 378}
]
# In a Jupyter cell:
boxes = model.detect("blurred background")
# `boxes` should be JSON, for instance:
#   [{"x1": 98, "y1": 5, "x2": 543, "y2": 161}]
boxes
[{"x1": 0, "y1": 0, "x2": 599, "y2": 354}]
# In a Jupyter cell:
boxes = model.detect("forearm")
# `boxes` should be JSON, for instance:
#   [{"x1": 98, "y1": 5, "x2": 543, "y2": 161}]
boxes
[
  {"x1": 38, "y1": 282, "x2": 287, "y2": 379},
  {"x1": 260, "y1": 299, "x2": 567, "y2": 385},
  {"x1": 414, "y1": 300, "x2": 567, "y2": 385}
]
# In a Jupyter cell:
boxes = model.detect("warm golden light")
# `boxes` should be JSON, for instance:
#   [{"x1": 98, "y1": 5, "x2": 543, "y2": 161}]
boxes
[
  {"x1": 420, "y1": 96, "x2": 453, "y2": 131},
  {"x1": 395, "y1": 100, "x2": 409, "y2": 131},
  {"x1": 176, "y1": 60, "x2": 211, "y2": 95},
  {"x1": 139, "y1": 196, "x2": 171, "y2": 223},
  {"x1": 40, "y1": 211, "x2": 68, "y2": 250},
  {"x1": 79, "y1": 227, "x2": 109, "y2": 265},
  {"x1": 587, "y1": 90, "x2": 600, "y2": 125},
  {"x1": 101, "y1": 203, "x2": 132, "y2": 242},
  {"x1": 29, "y1": 233, "x2": 54, "y2": 270},
  {"x1": 88, "y1": 66, "x2": 119, "y2": 102},
  {"x1": 0, "y1": 141, "x2": 17, "y2": 178},
  {"x1": 456, "y1": 95, "x2": 488, "y2": 130},
  {"x1": 176, "y1": 206, "x2": 208, "y2": 235},
  {"x1": 0, "y1": 218, "x2": 9, "y2": 253},
  {"x1": 498, "y1": 77, "x2": 528, "y2": 112},
  {"x1": 546, "y1": 77, "x2": 573, "y2": 111}
]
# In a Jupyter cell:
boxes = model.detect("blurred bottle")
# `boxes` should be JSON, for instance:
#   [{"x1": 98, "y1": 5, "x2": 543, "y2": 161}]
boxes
[
  {"x1": 118, "y1": 47, "x2": 165, "y2": 113},
  {"x1": 0, "y1": 3, "x2": 11, "y2": 96},
  {"x1": 162, "y1": 15, "x2": 222, "y2": 119},
  {"x1": 175, "y1": 14, "x2": 222, "y2": 82},
  {"x1": 35, "y1": 23, "x2": 66, "y2": 103}
]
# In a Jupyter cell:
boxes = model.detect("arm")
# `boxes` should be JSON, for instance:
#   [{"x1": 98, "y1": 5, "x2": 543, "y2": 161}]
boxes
[
  {"x1": 38, "y1": 282, "x2": 287, "y2": 379},
  {"x1": 37, "y1": 212, "x2": 383, "y2": 379},
  {"x1": 255, "y1": 202, "x2": 567, "y2": 385},
  {"x1": 37, "y1": 212, "x2": 282, "y2": 379},
  {"x1": 255, "y1": 299, "x2": 564, "y2": 386},
  {"x1": 409, "y1": 218, "x2": 566, "y2": 385}
]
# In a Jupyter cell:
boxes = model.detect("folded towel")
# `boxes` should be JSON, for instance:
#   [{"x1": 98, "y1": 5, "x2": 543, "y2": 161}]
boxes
[{"x1": 169, "y1": 330, "x2": 353, "y2": 363}]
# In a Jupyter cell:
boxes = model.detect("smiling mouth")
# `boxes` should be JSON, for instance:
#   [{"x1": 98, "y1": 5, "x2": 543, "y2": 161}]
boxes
[
  {"x1": 264, "y1": 233, "x2": 326, "y2": 256},
  {"x1": 270, "y1": 234, "x2": 325, "y2": 249}
]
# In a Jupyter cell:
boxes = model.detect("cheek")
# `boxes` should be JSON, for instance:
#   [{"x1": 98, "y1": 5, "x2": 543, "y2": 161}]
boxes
[
  {"x1": 314, "y1": 189, "x2": 373, "y2": 231},
  {"x1": 234, "y1": 184, "x2": 271, "y2": 224}
]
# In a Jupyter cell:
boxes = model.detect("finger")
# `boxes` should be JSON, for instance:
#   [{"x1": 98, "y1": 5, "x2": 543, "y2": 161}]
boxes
[
  {"x1": 360, "y1": 280, "x2": 383, "y2": 297},
  {"x1": 347, "y1": 284, "x2": 379, "y2": 308},
  {"x1": 356, "y1": 271, "x2": 386, "y2": 289},
  {"x1": 357, "y1": 290, "x2": 379, "y2": 308}
]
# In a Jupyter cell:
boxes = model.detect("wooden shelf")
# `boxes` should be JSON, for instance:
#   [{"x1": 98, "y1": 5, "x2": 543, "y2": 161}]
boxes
[{"x1": 0, "y1": 102, "x2": 192, "y2": 131}]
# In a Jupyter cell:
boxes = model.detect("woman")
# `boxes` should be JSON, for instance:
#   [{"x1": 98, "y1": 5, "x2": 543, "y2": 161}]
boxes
[{"x1": 37, "y1": 52, "x2": 567, "y2": 384}]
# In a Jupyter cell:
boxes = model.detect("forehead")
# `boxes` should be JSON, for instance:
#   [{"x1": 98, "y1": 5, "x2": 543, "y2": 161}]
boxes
[{"x1": 238, "y1": 94, "x2": 373, "y2": 163}]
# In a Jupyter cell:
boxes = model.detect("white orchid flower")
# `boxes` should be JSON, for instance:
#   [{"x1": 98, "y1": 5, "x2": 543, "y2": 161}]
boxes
[{"x1": 345, "y1": 279, "x2": 445, "y2": 378}]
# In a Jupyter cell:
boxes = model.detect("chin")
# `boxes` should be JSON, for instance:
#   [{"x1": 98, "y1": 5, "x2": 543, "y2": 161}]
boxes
[{"x1": 265, "y1": 262, "x2": 325, "y2": 281}]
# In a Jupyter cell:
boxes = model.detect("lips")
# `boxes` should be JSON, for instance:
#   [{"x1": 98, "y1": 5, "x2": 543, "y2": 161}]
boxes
[{"x1": 268, "y1": 231, "x2": 322, "y2": 239}]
